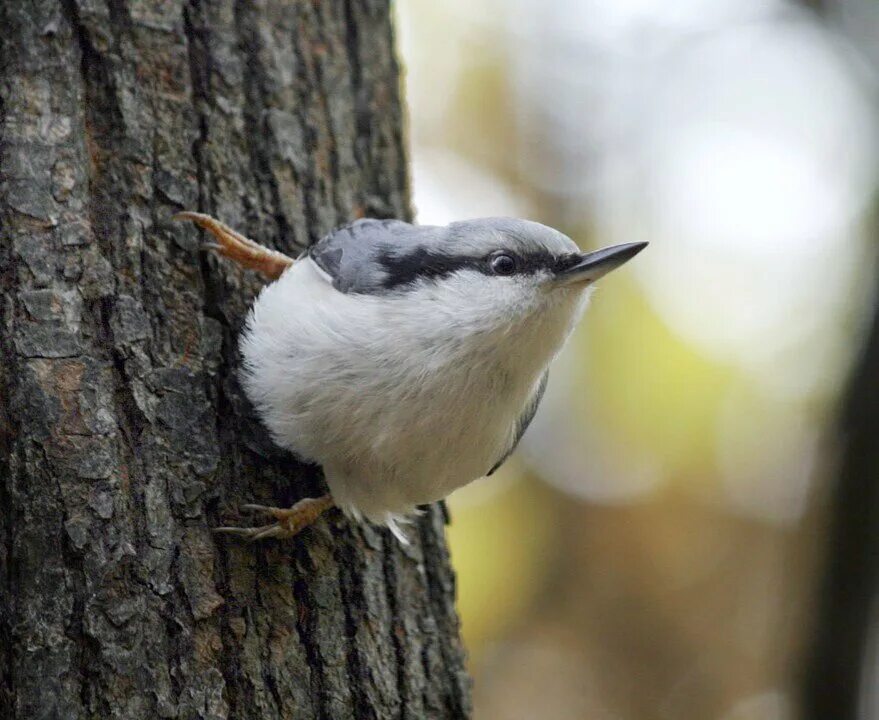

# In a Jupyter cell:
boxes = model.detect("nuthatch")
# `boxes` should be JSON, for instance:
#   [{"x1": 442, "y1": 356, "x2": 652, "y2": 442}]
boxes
[{"x1": 174, "y1": 212, "x2": 646, "y2": 542}]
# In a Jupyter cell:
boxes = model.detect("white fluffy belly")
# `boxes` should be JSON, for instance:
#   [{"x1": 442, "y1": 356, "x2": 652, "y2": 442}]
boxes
[
  {"x1": 239, "y1": 258, "x2": 573, "y2": 528},
  {"x1": 318, "y1": 383, "x2": 515, "y2": 522}
]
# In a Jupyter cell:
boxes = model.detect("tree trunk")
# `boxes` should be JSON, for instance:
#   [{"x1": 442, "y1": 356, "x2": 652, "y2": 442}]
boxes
[
  {"x1": 800, "y1": 249, "x2": 879, "y2": 720},
  {"x1": 0, "y1": 2, "x2": 471, "y2": 718}
]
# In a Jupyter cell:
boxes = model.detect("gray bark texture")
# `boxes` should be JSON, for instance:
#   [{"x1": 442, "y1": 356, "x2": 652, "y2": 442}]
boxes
[{"x1": 0, "y1": 1, "x2": 472, "y2": 718}]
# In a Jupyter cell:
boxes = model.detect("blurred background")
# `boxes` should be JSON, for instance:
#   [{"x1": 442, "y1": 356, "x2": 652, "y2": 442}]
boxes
[{"x1": 394, "y1": 1, "x2": 879, "y2": 718}]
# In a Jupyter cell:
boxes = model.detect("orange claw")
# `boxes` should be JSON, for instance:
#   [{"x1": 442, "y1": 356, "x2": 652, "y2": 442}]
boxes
[
  {"x1": 214, "y1": 495, "x2": 335, "y2": 542},
  {"x1": 173, "y1": 211, "x2": 294, "y2": 280}
]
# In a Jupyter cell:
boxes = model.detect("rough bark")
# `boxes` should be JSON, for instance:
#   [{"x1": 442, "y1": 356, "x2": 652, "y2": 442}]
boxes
[{"x1": 0, "y1": 1, "x2": 471, "y2": 718}]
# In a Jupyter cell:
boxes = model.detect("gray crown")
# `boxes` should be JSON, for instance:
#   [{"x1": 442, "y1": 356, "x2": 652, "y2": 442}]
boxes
[{"x1": 308, "y1": 217, "x2": 580, "y2": 295}]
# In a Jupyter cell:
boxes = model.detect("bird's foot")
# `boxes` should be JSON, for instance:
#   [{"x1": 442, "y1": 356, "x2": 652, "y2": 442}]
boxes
[
  {"x1": 172, "y1": 211, "x2": 294, "y2": 280},
  {"x1": 215, "y1": 494, "x2": 334, "y2": 541}
]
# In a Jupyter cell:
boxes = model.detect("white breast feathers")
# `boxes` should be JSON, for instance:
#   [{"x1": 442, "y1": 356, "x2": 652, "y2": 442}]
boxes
[{"x1": 239, "y1": 257, "x2": 588, "y2": 532}]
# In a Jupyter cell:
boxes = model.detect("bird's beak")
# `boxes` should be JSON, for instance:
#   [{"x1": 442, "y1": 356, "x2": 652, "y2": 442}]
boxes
[{"x1": 553, "y1": 242, "x2": 647, "y2": 287}]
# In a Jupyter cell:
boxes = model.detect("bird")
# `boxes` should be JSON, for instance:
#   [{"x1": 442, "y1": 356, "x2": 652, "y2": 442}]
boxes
[{"x1": 174, "y1": 211, "x2": 646, "y2": 542}]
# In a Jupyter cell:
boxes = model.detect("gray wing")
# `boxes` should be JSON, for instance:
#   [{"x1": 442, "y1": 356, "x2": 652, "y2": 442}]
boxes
[
  {"x1": 487, "y1": 370, "x2": 549, "y2": 476},
  {"x1": 308, "y1": 218, "x2": 444, "y2": 294}
]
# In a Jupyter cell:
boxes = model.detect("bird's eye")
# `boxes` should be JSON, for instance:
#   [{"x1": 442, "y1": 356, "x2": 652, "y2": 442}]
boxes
[{"x1": 490, "y1": 253, "x2": 517, "y2": 276}]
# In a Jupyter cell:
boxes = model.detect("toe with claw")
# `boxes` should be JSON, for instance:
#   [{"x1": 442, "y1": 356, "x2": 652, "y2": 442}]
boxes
[
  {"x1": 215, "y1": 494, "x2": 335, "y2": 542},
  {"x1": 173, "y1": 211, "x2": 294, "y2": 280}
]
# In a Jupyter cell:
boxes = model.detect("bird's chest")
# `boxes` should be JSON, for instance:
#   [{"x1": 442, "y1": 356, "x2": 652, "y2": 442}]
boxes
[
  {"x1": 309, "y1": 335, "x2": 531, "y2": 518},
  {"x1": 361, "y1": 329, "x2": 539, "y2": 488}
]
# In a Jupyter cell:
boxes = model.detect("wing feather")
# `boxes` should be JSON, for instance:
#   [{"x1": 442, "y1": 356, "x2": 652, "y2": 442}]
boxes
[
  {"x1": 487, "y1": 370, "x2": 549, "y2": 476},
  {"x1": 308, "y1": 218, "x2": 442, "y2": 294}
]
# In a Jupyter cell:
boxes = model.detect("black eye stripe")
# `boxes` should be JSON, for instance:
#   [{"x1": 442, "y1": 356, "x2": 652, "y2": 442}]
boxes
[
  {"x1": 376, "y1": 248, "x2": 474, "y2": 288},
  {"x1": 377, "y1": 248, "x2": 581, "y2": 290}
]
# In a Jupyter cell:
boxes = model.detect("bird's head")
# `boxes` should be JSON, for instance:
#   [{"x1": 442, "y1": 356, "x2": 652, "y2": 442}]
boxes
[
  {"x1": 442, "y1": 217, "x2": 645, "y2": 290},
  {"x1": 310, "y1": 216, "x2": 646, "y2": 339}
]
